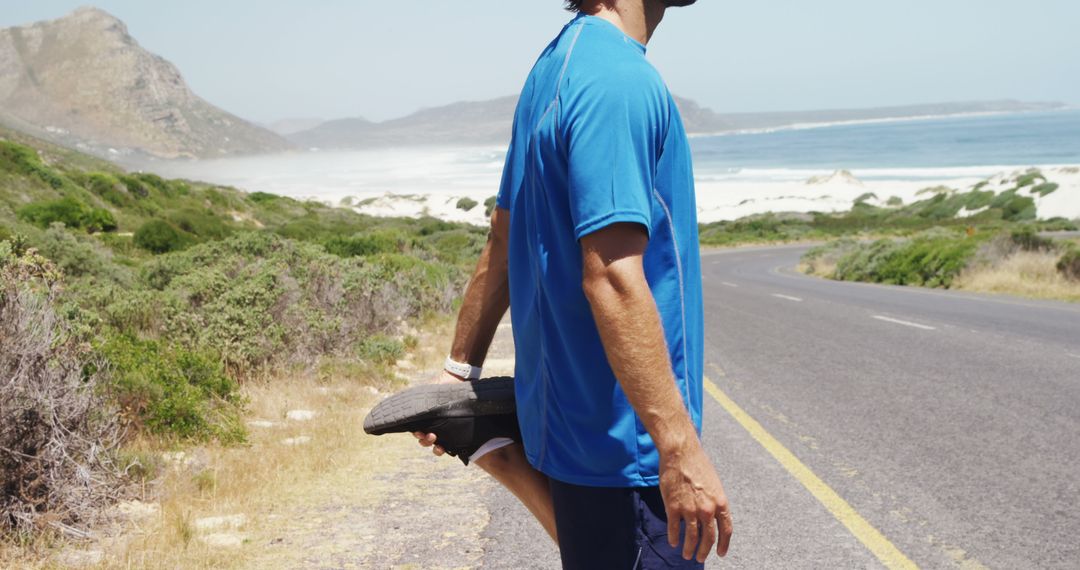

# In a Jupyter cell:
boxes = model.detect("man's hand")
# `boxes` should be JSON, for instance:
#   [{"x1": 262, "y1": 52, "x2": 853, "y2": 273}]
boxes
[
  {"x1": 411, "y1": 371, "x2": 462, "y2": 456},
  {"x1": 660, "y1": 442, "x2": 733, "y2": 561}
]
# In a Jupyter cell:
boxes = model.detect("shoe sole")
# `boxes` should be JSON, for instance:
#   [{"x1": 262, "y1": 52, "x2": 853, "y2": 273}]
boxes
[{"x1": 363, "y1": 376, "x2": 516, "y2": 436}]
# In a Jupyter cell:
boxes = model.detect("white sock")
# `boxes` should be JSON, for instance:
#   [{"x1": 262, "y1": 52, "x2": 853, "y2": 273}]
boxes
[{"x1": 469, "y1": 437, "x2": 515, "y2": 464}]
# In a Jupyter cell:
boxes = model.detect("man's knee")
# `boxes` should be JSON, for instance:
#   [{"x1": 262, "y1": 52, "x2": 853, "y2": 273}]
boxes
[{"x1": 474, "y1": 442, "x2": 523, "y2": 475}]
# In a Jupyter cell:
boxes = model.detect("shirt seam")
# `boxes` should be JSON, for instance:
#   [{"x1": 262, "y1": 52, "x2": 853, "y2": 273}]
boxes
[
  {"x1": 573, "y1": 210, "x2": 651, "y2": 241},
  {"x1": 651, "y1": 188, "x2": 691, "y2": 412}
]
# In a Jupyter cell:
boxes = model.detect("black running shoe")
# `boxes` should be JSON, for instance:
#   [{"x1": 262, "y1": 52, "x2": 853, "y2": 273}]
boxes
[{"x1": 363, "y1": 377, "x2": 519, "y2": 465}]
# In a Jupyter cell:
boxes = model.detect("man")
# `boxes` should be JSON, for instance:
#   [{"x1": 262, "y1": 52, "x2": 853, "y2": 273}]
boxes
[{"x1": 413, "y1": 1, "x2": 732, "y2": 567}]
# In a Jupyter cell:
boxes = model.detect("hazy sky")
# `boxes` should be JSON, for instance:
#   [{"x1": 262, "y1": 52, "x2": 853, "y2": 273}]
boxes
[{"x1": 2, "y1": 1, "x2": 1078, "y2": 123}]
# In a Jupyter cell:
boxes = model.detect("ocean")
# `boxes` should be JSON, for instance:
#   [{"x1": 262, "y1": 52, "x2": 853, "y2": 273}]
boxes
[
  {"x1": 691, "y1": 109, "x2": 1080, "y2": 183},
  {"x1": 146, "y1": 109, "x2": 1080, "y2": 205}
]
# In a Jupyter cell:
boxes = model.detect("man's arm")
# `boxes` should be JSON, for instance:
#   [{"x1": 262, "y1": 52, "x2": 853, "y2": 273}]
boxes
[
  {"x1": 412, "y1": 207, "x2": 557, "y2": 541},
  {"x1": 446, "y1": 207, "x2": 511, "y2": 369},
  {"x1": 580, "y1": 222, "x2": 733, "y2": 562}
]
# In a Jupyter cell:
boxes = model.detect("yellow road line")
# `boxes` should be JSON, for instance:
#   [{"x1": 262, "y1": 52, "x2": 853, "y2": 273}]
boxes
[{"x1": 703, "y1": 376, "x2": 919, "y2": 570}]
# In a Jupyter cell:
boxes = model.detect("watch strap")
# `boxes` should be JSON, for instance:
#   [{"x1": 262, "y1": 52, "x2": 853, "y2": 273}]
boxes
[{"x1": 444, "y1": 356, "x2": 482, "y2": 380}]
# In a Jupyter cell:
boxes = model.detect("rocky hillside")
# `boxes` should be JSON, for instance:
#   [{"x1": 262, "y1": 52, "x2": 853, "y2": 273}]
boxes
[{"x1": 0, "y1": 7, "x2": 291, "y2": 159}]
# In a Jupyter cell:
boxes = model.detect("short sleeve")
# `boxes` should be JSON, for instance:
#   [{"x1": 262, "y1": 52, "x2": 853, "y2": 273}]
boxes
[
  {"x1": 495, "y1": 134, "x2": 520, "y2": 211},
  {"x1": 497, "y1": 92, "x2": 533, "y2": 211},
  {"x1": 562, "y1": 70, "x2": 664, "y2": 240}
]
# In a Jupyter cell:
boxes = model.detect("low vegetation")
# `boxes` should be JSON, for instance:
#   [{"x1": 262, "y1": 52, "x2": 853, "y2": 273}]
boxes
[
  {"x1": 0, "y1": 244, "x2": 124, "y2": 538},
  {"x1": 802, "y1": 227, "x2": 1080, "y2": 301},
  {"x1": 1058, "y1": 245, "x2": 1080, "y2": 282},
  {"x1": 455, "y1": 197, "x2": 478, "y2": 212},
  {"x1": 699, "y1": 169, "x2": 1075, "y2": 247},
  {"x1": 0, "y1": 134, "x2": 485, "y2": 544}
]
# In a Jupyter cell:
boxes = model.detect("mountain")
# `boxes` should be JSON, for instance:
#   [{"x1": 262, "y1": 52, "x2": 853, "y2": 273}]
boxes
[
  {"x1": 266, "y1": 117, "x2": 325, "y2": 136},
  {"x1": 0, "y1": 7, "x2": 292, "y2": 159},
  {"x1": 290, "y1": 97, "x2": 519, "y2": 149},
  {"x1": 289, "y1": 96, "x2": 1067, "y2": 149}
]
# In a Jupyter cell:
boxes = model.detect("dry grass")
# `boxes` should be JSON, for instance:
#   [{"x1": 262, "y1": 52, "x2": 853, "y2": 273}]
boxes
[
  {"x1": 955, "y1": 250, "x2": 1080, "y2": 302},
  {"x1": 2, "y1": 317, "x2": 454, "y2": 569},
  {"x1": 798, "y1": 258, "x2": 836, "y2": 279}
]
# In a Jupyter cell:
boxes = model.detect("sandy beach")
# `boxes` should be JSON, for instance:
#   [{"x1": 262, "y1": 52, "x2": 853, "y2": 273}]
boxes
[{"x1": 338, "y1": 164, "x2": 1080, "y2": 227}]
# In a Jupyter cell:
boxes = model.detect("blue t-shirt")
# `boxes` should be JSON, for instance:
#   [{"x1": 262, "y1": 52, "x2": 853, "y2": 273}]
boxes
[{"x1": 497, "y1": 14, "x2": 704, "y2": 488}]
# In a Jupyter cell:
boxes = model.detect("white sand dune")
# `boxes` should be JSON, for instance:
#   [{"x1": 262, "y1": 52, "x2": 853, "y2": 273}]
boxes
[{"x1": 346, "y1": 165, "x2": 1080, "y2": 226}]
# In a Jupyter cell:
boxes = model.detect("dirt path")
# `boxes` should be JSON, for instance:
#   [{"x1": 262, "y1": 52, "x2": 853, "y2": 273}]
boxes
[
  {"x1": 239, "y1": 433, "x2": 496, "y2": 569},
  {"x1": 235, "y1": 322, "x2": 518, "y2": 569}
]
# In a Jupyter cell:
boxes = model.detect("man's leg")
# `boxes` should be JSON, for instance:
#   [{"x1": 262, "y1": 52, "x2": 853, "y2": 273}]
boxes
[
  {"x1": 416, "y1": 431, "x2": 558, "y2": 543},
  {"x1": 474, "y1": 443, "x2": 557, "y2": 543},
  {"x1": 548, "y1": 478, "x2": 705, "y2": 570}
]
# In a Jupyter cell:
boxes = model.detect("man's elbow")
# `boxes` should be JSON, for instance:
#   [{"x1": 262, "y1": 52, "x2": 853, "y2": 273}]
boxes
[
  {"x1": 582, "y1": 262, "x2": 641, "y2": 307},
  {"x1": 489, "y1": 207, "x2": 509, "y2": 247}
]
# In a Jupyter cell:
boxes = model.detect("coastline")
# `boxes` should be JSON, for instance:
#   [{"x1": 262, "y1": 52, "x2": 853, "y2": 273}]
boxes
[
  {"x1": 687, "y1": 108, "x2": 1074, "y2": 139},
  {"x1": 139, "y1": 109, "x2": 1080, "y2": 227}
]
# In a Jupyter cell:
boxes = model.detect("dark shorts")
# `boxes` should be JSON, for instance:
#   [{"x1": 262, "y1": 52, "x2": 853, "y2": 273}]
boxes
[{"x1": 549, "y1": 479, "x2": 705, "y2": 570}]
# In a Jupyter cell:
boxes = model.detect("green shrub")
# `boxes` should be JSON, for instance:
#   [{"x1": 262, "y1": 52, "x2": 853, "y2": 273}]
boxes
[
  {"x1": 117, "y1": 174, "x2": 150, "y2": 198},
  {"x1": 1009, "y1": 227, "x2": 1055, "y2": 252},
  {"x1": 132, "y1": 173, "x2": 170, "y2": 195},
  {"x1": 169, "y1": 207, "x2": 231, "y2": 240},
  {"x1": 456, "y1": 197, "x2": 479, "y2": 212},
  {"x1": 699, "y1": 213, "x2": 819, "y2": 246},
  {"x1": 323, "y1": 231, "x2": 402, "y2": 257},
  {"x1": 357, "y1": 334, "x2": 405, "y2": 365},
  {"x1": 16, "y1": 197, "x2": 116, "y2": 232},
  {"x1": 37, "y1": 224, "x2": 112, "y2": 278},
  {"x1": 134, "y1": 220, "x2": 185, "y2": 253},
  {"x1": 426, "y1": 229, "x2": 485, "y2": 264},
  {"x1": 990, "y1": 190, "x2": 1036, "y2": 222},
  {"x1": 1015, "y1": 170, "x2": 1044, "y2": 188},
  {"x1": 833, "y1": 232, "x2": 980, "y2": 288},
  {"x1": 101, "y1": 334, "x2": 244, "y2": 442},
  {"x1": 0, "y1": 225, "x2": 10, "y2": 243},
  {"x1": 418, "y1": 217, "x2": 457, "y2": 236},
  {"x1": 484, "y1": 196, "x2": 498, "y2": 217},
  {"x1": 886, "y1": 196, "x2": 903, "y2": 207},
  {"x1": 137, "y1": 233, "x2": 463, "y2": 373},
  {"x1": 1030, "y1": 182, "x2": 1059, "y2": 197},
  {"x1": 82, "y1": 172, "x2": 131, "y2": 206},
  {"x1": 84, "y1": 208, "x2": 118, "y2": 233},
  {"x1": 249, "y1": 191, "x2": 279, "y2": 203},
  {"x1": 1058, "y1": 247, "x2": 1080, "y2": 282},
  {"x1": 18, "y1": 197, "x2": 88, "y2": 228},
  {"x1": 0, "y1": 141, "x2": 66, "y2": 189}
]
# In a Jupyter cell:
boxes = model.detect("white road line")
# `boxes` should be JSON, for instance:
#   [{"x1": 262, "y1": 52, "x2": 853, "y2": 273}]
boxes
[
  {"x1": 1067, "y1": 353, "x2": 1080, "y2": 360},
  {"x1": 721, "y1": 282, "x2": 739, "y2": 288},
  {"x1": 772, "y1": 294, "x2": 803, "y2": 302},
  {"x1": 872, "y1": 315, "x2": 936, "y2": 331}
]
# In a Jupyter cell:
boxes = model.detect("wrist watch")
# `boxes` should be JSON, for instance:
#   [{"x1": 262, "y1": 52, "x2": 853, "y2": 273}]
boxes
[{"x1": 444, "y1": 356, "x2": 482, "y2": 380}]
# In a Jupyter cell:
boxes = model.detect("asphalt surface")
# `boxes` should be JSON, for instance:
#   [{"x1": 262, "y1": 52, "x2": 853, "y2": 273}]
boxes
[{"x1": 481, "y1": 244, "x2": 1080, "y2": 569}]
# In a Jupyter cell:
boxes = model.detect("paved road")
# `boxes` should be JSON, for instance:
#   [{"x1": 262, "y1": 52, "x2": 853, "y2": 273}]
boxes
[{"x1": 482, "y1": 244, "x2": 1080, "y2": 569}]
